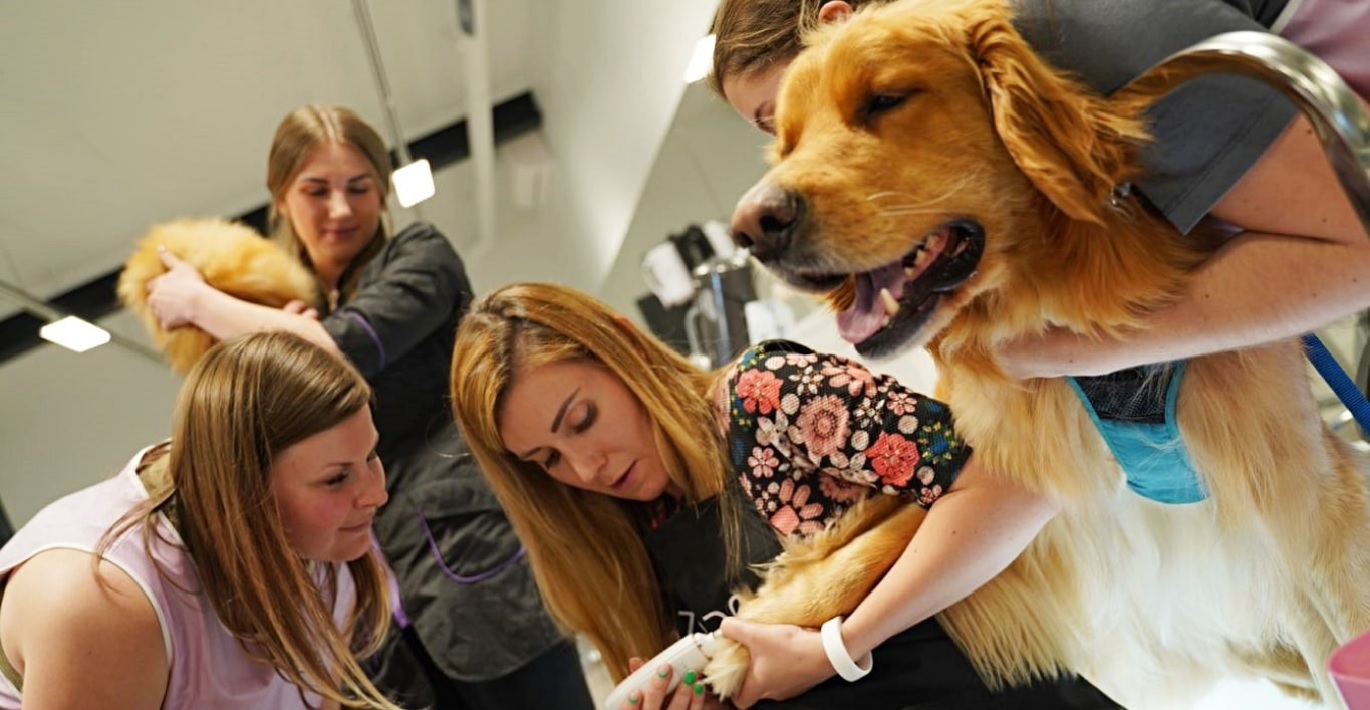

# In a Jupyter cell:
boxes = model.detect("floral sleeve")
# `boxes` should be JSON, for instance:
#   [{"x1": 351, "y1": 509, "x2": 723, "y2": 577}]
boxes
[{"x1": 723, "y1": 340, "x2": 971, "y2": 537}]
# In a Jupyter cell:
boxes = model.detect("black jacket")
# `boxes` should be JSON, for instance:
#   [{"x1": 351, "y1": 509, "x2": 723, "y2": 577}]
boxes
[{"x1": 324, "y1": 222, "x2": 565, "y2": 681}]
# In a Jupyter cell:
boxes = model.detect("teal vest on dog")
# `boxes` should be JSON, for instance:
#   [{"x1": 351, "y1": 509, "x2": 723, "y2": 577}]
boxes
[{"x1": 1067, "y1": 362, "x2": 1207, "y2": 505}]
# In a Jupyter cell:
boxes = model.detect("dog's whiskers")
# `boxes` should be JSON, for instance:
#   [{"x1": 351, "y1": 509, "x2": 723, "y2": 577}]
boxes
[
  {"x1": 879, "y1": 207, "x2": 955, "y2": 217},
  {"x1": 871, "y1": 171, "x2": 984, "y2": 218}
]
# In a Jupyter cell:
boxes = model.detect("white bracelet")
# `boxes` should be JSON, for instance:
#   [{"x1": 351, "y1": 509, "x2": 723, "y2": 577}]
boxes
[{"x1": 820, "y1": 616, "x2": 873, "y2": 682}]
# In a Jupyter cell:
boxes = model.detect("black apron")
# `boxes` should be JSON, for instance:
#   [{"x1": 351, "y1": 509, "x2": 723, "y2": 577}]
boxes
[{"x1": 644, "y1": 490, "x2": 1122, "y2": 709}]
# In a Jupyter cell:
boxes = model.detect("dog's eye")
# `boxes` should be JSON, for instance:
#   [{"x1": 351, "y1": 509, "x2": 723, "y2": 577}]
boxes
[
  {"x1": 865, "y1": 93, "x2": 909, "y2": 115},
  {"x1": 864, "y1": 93, "x2": 909, "y2": 118}
]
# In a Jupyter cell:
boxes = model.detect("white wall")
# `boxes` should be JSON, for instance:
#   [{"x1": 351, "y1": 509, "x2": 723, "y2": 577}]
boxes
[
  {"x1": 0, "y1": 0, "x2": 496, "y2": 302},
  {"x1": 525, "y1": 0, "x2": 721, "y2": 292},
  {"x1": 596, "y1": 81, "x2": 772, "y2": 315},
  {"x1": 0, "y1": 310, "x2": 179, "y2": 525}
]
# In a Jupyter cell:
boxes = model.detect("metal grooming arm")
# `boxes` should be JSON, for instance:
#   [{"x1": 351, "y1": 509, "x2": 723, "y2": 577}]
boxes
[{"x1": 1120, "y1": 32, "x2": 1370, "y2": 432}]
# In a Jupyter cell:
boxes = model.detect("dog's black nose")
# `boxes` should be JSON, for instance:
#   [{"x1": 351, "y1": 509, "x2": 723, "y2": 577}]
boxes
[{"x1": 731, "y1": 182, "x2": 803, "y2": 263}]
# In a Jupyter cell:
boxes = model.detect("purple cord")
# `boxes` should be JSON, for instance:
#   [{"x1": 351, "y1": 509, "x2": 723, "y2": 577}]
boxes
[
  {"x1": 374, "y1": 508, "x2": 527, "y2": 630},
  {"x1": 344, "y1": 310, "x2": 386, "y2": 370},
  {"x1": 415, "y1": 504, "x2": 528, "y2": 583}
]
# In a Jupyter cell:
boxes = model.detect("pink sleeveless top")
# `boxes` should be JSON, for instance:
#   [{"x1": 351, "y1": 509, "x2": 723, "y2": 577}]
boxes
[{"x1": 0, "y1": 448, "x2": 356, "y2": 709}]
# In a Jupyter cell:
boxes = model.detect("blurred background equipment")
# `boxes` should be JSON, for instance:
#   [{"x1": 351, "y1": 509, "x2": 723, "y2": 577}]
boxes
[{"x1": 638, "y1": 221, "x2": 794, "y2": 368}]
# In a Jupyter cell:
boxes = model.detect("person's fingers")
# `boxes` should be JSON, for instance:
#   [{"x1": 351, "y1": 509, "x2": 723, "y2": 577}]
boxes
[
  {"x1": 666, "y1": 668, "x2": 702, "y2": 710},
  {"x1": 717, "y1": 617, "x2": 755, "y2": 646},
  {"x1": 687, "y1": 676, "x2": 709, "y2": 710},
  {"x1": 282, "y1": 300, "x2": 321, "y2": 320},
  {"x1": 156, "y1": 245, "x2": 183, "y2": 269}
]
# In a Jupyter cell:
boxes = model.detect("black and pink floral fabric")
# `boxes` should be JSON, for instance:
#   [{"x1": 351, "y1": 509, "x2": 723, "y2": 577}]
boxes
[{"x1": 721, "y1": 341, "x2": 971, "y2": 539}]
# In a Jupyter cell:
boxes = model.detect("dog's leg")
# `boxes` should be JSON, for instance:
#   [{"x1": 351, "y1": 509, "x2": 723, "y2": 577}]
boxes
[
  {"x1": 1226, "y1": 642, "x2": 1319, "y2": 702},
  {"x1": 703, "y1": 497, "x2": 925, "y2": 698},
  {"x1": 1305, "y1": 443, "x2": 1370, "y2": 637},
  {"x1": 1278, "y1": 592, "x2": 1352, "y2": 705},
  {"x1": 1276, "y1": 442, "x2": 1370, "y2": 705},
  {"x1": 1241, "y1": 436, "x2": 1370, "y2": 704}
]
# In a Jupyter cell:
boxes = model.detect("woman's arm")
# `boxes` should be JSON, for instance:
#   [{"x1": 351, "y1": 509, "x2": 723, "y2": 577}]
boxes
[
  {"x1": 147, "y1": 225, "x2": 471, "y2": 378},
  {"x1": 1, "y1": 549, "x2": 168, "y2": 710},
  {"x1": 146, "y1": 247, "x2": 339, "y2": 354},
  {"x1": 719, "y1": 345, "x2": 1055, "y2": 705},
  {"x1": 720, "y1": 459, "x2": 1058, "y2": 706},
  {"x1": 999, "y1": 109, "x2": 1370, "y2": 379},
  {"x1": 838, "y1": 458, "x2": 1059, "y2": 656}
]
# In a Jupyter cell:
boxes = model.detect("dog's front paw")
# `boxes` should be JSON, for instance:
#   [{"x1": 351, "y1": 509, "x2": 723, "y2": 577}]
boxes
[{"x1": 703, "y1": 636, "x2": 751, "y2": 700}]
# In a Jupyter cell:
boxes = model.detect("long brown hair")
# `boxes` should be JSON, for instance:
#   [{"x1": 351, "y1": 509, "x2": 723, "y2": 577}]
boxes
[
  {"x1": 266, "y1": 104, "x2": 392, "y2": 302},
  {"x1": 450, "y1": 283, "x2": 740, "y2": 681},
  {"x1": 100, "y1": 331, "x2": 401, "y2": 709}
]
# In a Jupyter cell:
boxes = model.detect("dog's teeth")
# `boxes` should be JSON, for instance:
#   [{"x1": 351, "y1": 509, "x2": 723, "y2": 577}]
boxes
[
  {"x1": 905, "y1": 266, "x2": 917, "y2": 277},
  {"x1": 880, "y1": 288, "x2": 901, "y2": 316},
  {"x1": 881, "y1": 315, "x2": 891, "y2": 328},
  {"x1": 913, "y1": 249, "x2": 930, "y2": 268},
  {"x1": 926, "y1": 232, "x2": 944, "y2": 252}
]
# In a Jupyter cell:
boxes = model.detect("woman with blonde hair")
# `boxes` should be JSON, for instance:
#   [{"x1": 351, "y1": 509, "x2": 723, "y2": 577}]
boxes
[
  {"x1": 143, "y1": 104, "x2": 589, "y2": 709},
  {"x1": 451, "y1": 283, "x2": 1118, "y2": 709},
  {"x1": 0, "y1": 331, "x2": 399, "y2": 708}
]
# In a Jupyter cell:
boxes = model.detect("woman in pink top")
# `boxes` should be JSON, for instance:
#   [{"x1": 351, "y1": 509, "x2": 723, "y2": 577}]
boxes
[{"x1": 0, "y1": 331, "x2": 403, "y2": 709}]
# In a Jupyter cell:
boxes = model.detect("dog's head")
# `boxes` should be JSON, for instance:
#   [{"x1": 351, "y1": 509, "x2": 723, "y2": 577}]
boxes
[{"x1": 730, "y1": 0, "x2": 1148, "y2": 359}]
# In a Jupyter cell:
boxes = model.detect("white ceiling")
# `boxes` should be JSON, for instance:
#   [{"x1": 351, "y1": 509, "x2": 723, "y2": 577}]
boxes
[{"x1": 0, "y1": 0, "x2": 797, "y2": 522}]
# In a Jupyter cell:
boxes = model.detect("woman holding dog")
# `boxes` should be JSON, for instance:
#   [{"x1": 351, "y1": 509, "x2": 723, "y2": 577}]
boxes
[
  {"x1": 450, "y1": 282, "x2": 1119, "y2": 709},
  {"x1": 0, "y1": 331, "x2": 401, "y2": 709},
  {"x1": 143, "y1": 106, "x2": 593, "y2": 709},
  {"x1": 712, "y1": 0, "x2": 1370, "y2": 379}
]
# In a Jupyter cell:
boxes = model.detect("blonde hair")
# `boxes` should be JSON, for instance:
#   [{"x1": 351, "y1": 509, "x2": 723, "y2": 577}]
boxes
[
  {"x1": 266, "y1": 104, "x2": 392, "y2": 301},
  {"x1": 101, "y1": 331, "x2": 401, "y2": 709},
  {"x1": 450, "y1": 283, "x2": 739, "y2": 682}
]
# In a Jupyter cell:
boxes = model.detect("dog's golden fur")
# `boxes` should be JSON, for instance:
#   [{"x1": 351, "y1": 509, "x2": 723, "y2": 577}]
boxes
[
  {"x1": 706, "y1": 0, "x2": 1370, "y2": 706},
  {"x1": 117, "y1": 218, "x2": 317, "y2": 374}
]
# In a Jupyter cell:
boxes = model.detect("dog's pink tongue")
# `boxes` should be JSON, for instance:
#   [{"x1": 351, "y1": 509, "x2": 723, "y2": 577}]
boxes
[{"x1": 836, "y1": 264, "x2": 906, "y2": 344}]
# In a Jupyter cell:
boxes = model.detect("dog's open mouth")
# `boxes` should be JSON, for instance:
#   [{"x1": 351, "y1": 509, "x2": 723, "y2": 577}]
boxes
[{"x1": 831, "y1": 220, "x2": 984, "y2": 357}]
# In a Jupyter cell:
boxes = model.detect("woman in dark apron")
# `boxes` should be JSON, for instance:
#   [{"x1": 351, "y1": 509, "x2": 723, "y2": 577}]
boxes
[{"x1": 451, "y1": 283, "x2": 1120, "y2": 710}]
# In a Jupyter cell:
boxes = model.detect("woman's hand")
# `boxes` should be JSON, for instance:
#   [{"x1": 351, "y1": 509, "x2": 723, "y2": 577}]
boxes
[
  {"x1": 283, "y1": 299, "x2": 320, "y2": 320},
  {"x1": 716, "y1": 618, "x2": 832, "y2": 708},
  {"x1": 146, "y1": 246, "x2": 208, "y2": 330},
  {"x1": 620, "y1": 657, "x2": 726, "y2": 710}
]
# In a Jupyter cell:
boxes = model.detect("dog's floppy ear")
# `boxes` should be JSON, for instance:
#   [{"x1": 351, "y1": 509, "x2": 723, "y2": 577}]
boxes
[{"x1": 966, "y1": 9, "x2": 1149, "y2": 224}]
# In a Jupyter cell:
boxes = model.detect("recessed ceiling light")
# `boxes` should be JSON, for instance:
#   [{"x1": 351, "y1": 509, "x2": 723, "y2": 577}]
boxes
[
  {"x1": 39, "y1": 316, "x2": 111, "y2": 353},
  {"x1": 393, "y1": 159, "x2": 436, "y2": 208}
]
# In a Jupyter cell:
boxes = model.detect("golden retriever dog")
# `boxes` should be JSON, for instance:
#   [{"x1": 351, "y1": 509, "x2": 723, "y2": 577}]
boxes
[
  {"x1": 117, "y1": 217, "x2": 317, "y2": 374},
  {"x1": 709, "y1": 0, "x2": 1370, "y2": 706}
]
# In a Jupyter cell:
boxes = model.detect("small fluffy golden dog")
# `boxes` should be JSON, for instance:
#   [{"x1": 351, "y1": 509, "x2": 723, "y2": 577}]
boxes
[
  {"x1": 117, "y1": 218, "x2": 317, "y2": 374},
  {"x1": 711, "y1": 0, "x2": 1370, "y2": 706}
]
